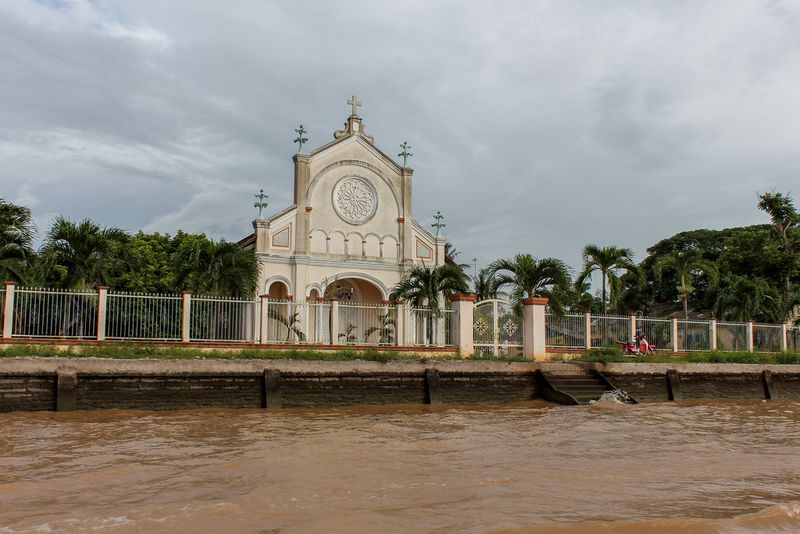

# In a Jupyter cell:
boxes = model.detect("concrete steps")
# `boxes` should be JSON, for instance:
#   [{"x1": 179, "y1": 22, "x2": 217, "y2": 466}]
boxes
[{"x1": 539, "y1": 367, "x2": 635, "y2": 405}]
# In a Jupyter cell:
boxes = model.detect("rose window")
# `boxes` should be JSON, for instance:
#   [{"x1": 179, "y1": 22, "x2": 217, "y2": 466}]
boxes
[{"x1": 333, "y1": 176, "x2": 377, "y2": 224}]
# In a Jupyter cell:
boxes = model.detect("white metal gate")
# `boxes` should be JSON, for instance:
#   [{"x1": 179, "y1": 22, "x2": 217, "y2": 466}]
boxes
[{"x1": 473, "y1": 299, "x2": 523, "y2": 356}]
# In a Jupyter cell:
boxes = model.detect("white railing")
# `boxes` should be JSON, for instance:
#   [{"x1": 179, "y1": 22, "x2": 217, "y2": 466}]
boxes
[
  {"x1": 12, "y1": 287, "x2": 98, "y2": 339},
  {"x1": 754, "y1": 324, "x2": 783, "y2": 353},
  {"x1": 106, "y1": 291, "x2": 182, "y2": 341},
  {"x1": 637, "y1": 318, "x2": 671, "y2": 352},
  {"x1": 546, "y1": 312, "x2": 585, "y2": 348},
  {"x1": 717, "y1": 322, "x2": 748, "y2": 352},
  {"x1": 677, "y1": 320, "x2": 711, "y2": 352},
  {"x1": 408, "y1": 307, "x2": 451, "y2": 347},
  {"x1": 190, "y1": 295, "x2": 256, "y2": 343},
  {"x1": 338, "y1": 302, "x2": 397, "y2": 345},
  {"x1": 298, "y1": 301, "x2": 332, "y2": 345},
  {"x1": 591, "y1": 314, "x2": 630, "y2": 348}
]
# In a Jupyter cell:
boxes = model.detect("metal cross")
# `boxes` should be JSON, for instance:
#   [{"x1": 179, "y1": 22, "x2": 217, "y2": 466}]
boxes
[
  {"x1": 347, "y1": 95, "x2": 361, "y2": 116},
  {"x1": 398, "y1": 141, "x2": 412, "y2": 167},
  {"x1": 432, "y1": 211, "x2": 446, "y2": 238},
  {"x1": 254, "y1": 189, "x2": 269, "y2": 220},
  {"x1": 293, "y1": 125, "x2": 308, "y2": 152}
]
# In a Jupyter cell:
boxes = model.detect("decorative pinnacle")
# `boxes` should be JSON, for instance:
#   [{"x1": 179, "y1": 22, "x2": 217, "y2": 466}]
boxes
[
  {"x1": 432, "y1": 211, "x2": 446, "y2": 238},
  {"x1": 254, "y1": 189, "x2": 269, "y2": 220},
  {"x1": 398, "y1": 141, "x2": 412, "y2": 167},
  {"x1": 293, "y1": 125, "x2": 308, "y2": 153}
]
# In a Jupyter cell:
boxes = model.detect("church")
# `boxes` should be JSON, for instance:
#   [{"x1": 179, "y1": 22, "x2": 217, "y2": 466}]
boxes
[{"x1": 240, "y1": 97, "x2": 447, "y2": 305}]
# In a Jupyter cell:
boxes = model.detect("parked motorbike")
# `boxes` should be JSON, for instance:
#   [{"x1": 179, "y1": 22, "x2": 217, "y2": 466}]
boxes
[{"x1": 617, "y1": 333, "x2": 656, "y2": 356}]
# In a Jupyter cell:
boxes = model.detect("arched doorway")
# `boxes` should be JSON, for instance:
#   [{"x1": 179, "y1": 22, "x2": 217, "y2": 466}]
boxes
[
  {"x1": 323, "y1": 277, "x2": 392, "y2": 345},
  {"x1": 323, "y1": 278, "x2": 384, "y2": 304},
  {"x1": 265, "y1": 281, "x2": 296, "y2": 343}
]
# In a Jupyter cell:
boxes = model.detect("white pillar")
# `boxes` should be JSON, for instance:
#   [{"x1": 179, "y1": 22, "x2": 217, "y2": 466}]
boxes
[
  {"x1": 671, "y1": 318, "x2": 679, "y2": 353},
  {"x1": 584, "y1": 312, "x2": 592, "y2": 350},
  {"x1": 330, "y1": 299, "x2": 339, "y2": 346},
  {"x1": 449, "y1": 294, "x2": 475, "y2": 356},
  {"x1": 259, "y1": 294, "x2": 269, "y2": 344},
  {"x1": 96, "y1": 286, "x2": 108, "y2": 341},
  {"x1": 746, "y1": 321, "x2": 755, "y2": 352},
  {"x1": 629, "y1": 314, "x2": 637, "y2": 341},
  {"x1": 395, "y1": 302, "x2": 405, "y2": 347},
  {"x1": 181, "y1": 291, "x2": 191, "y2": 343},
  {"x1": 2, "y1": 282, "x2": 16, "y2": 339},
  {"x1": 781, "y1": 324, "x2": 788, "y2": 352},
  {"x1": 710, "y1": 319, "x2": 718, "y2": 351},
  {"x1": 523, "y1": 297, "x2": 547, "y2": 360}
]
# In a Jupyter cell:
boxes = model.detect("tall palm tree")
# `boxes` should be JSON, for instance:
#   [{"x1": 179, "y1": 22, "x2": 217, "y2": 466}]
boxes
[
  {"x1": 0, "y1": 199, "x2": 35, "y2": 282},
  {"x1": 389, "y1": 264, "x2": 469, "y2": 343},
  {"x1": 173, "y1": 238, "x2": 258, "y2": 298},
  {"x1": 41, "y1": 217, "x2": 129, "y2": 290},
  {"x1": 487, "y1": 254, "x2": 571, "y2": 314},
  {"x1": 576, "y1": 244, "x2": 639, "y2": 314},
  {"x1": 390, "y1": 263, "x2": 469, "y2": 309},
  {"x1": 653, "y1": 251, "x2": 718, "y2": 319},
  {"x1": 473, "y1": 268, "x2": 501, "y2": 302}
]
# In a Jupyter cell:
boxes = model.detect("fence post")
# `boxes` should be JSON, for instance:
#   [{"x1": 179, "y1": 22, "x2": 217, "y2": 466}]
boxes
[
  {"x1": 584, "y1": 312, "x2": 592, "y2": 350},
  {"x1": 259, "y1": 294, "x2": 269, "y2": 344},
  {"x1": 449, "y1": 294, "x2": 475, "y2": 356},
  {"x1": 330, "y1": 299, "x2": 339, "y2": 346},
  {"x1": 629, "y1": 314, "x2": 637, "y2": 340},
  {"x1": 780, "y1": 324, "x2": 788, "y2": 352},
  {"x1": 670, "y1": 318, "x2": 679, "y2": 353},
  {"x1": 181, "y1": 291, "x2": 191, "y2": 343},
  {"x1": 2, "y1": 282, "x2": 15, "y2": 339},
  {"x1": 710, "y1": 318, "x2": 718, "y2": 351},
  {"x1": 746, "y1": 321, "x2": 754, "y2": 352},
  {"x1": 395, "y1": 302, "x2": 405, "y2": 347},
  {"x1": 96, "y1": 286, "x2": 108, "y2": 341},
  {"x1": 523, "y1": 297, "x2": 548, "y2": 360}
]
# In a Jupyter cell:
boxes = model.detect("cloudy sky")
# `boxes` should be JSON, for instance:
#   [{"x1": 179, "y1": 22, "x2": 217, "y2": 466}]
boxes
[{"x1": 2, "y1": 0, "x2": 799, "y2": 274}]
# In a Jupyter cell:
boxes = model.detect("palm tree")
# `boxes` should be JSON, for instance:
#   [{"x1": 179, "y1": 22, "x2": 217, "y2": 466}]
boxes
[
  {"x1": 487, "y1": 254, "x2": 571, "y2": 315},
  {"x1": 390, "y1": 264, "x2": 469, "y2": 343},
  {"x1": 173, "y1": 238, "x2": 258, "y2": 298},
  {"x1": 576, "y1": 245, "x2": 640, "y2": 314},
  {"x1": 0, "y1": 199, "x2": 35, "y2": 282},
  {"x1": 714, "y1": 275, "x2": 781, "y2": 322},
  {"x1": 473, "y1": 268, "x2": 501, "y2": 302},
  {"x1": 653, "y1": 251, "x2": 718, "y2": 319},
  {"x1": 41, "y1": 217, "x2": 129, "y2": 290},
  {"x1": 364, "y1": 312, "x2": 395, "y2": 344}
]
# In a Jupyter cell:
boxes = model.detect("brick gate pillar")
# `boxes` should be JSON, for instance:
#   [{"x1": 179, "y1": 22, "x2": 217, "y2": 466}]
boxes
[
  {"x1": 449, "y1": 294, "x2": 475, "y2": 356},
  {"x1": 523, "y1": 297, "x2": 548, "y2": 360}
]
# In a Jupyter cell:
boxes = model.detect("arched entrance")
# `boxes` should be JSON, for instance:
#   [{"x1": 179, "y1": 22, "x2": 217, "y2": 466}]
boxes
[{"x1": 323, "y1": 277, "x2": 385, "y2": 304}]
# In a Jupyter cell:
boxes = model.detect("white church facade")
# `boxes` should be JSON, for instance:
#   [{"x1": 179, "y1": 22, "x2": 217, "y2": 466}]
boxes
[{"x1": 241, "y1": 97, "x2": 447, "y2": 305}]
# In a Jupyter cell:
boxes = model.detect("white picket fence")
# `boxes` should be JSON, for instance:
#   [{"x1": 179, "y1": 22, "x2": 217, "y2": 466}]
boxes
[
  {"x1": 546, "y1": 311, "x2": 798, "y2": 353},
  {"x1": 0, "y1": 284, "x2": 454, "y2": 348}
]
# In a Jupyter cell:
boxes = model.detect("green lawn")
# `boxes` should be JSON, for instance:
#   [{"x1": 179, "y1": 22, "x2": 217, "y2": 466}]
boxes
[{"x1": 573, "y1": 347, "x2": 800, "y2": 365}]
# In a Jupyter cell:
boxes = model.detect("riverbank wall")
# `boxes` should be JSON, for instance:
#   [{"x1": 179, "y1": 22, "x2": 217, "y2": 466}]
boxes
[{"x1": 2, "y1": 359, "x2": 800, "y2": 412}]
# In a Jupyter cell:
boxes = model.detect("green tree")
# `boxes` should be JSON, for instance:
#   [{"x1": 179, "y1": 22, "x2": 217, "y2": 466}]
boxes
[
  {"x1": 172, "y1": 236, "x2": 258, "y2": 298},
  {"x1": 472, "y1": 268, "x2": 501, "y2": 302},
  {"x1": 364, "y1": 312, "x2": 395, "y2": 344},
  {"x1": 0, "y1": 199, "x2": 35, "y2": 282},
  {"x1": 40, "y1": 217, "x2": 129, "y2": 290},
  {"x1": 757, "y1": 192, "x2": 799, "y2": 319},
  {"x1": 714, "y1": 275, "x2": 781, "y2": 322},
  {"x1": 576, "y1": 245, "x2": 640, "y2": 314},
  {"x1": 653, "y1": 251, "x2": 718, "y2": 319},
  {"x1": 487, "y1": 254, "x2": 571, "y2": 314}
]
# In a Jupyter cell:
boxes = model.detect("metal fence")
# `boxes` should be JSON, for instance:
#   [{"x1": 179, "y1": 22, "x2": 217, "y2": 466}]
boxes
[
  {"x1": 789, "y1": 327, "x2": 800, "y2": 352},
  {"x1": 637, "y1": 318, "x2": 672, "y2": 352},
  {"x1": 677, "y1": 320, "x2": 711, "y2": 352},
  {"x1": 12, "y1": 287, "x2": 98, "y2": 339},
  {"x1": 591, "y1": 314, "x2": 630, "y2": 348},
  {"x1": 754, "y1": 324, "x2": 783, "y2": 353},
  {"x1": 298, "y1": 301, "x2": 332, "y2": 345},
  {"x1": 106, "y1": 291, "x2": 182, "y2": 341},
  {"x1": 716, "y1": 322, "x2": 748, "y2": 352},
  {"x1": 338, "y1": 302, "x2": 397, "y2": 345},
  {"x1": 546, "y1": 312, "x2": 585, "y2": 348},
  {"x1": 190, "y1": 295, "x2": 256, "y2": 342},
  {"x1": 409, "y1": 307, "x2": 452, "y2": 347}
]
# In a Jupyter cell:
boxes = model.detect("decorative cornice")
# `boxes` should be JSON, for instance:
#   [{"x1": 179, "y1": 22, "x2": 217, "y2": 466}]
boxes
[
  {"x1": 523, "y1": 297, "x2": 549, "y2": 306},
  {"x1": 449, "y1": 294, "x2": 476, "y2": 302}
]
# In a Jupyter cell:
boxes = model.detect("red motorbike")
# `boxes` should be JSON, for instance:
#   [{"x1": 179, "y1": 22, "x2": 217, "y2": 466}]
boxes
[{"x1": 617, "y1": 333, "x2": 656, "y2": 356}]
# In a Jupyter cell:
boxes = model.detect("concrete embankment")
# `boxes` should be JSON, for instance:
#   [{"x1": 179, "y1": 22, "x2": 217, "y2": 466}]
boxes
[{"x1": 1, "y1": 358, "x2": 800, "y2": 412}]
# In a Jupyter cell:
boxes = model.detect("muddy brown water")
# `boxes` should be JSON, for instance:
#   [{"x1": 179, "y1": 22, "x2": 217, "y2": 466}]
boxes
[{"x1": 1, "y1": 400, "x2": 800, "y2": 533}]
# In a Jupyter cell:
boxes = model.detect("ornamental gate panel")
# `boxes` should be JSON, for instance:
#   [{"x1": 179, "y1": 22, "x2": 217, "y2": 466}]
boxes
[{"x1": 473, "y1": 299, "x2": 523, "y2": 357}]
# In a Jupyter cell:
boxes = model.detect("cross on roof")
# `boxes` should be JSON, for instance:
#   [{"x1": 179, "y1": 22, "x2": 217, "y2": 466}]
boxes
[{"x1": 347, "y1": 95, "x2": 362, "y2": 116}]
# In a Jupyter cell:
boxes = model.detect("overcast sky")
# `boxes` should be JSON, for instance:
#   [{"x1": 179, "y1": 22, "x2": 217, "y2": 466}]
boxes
[{"x1": 2, "y1": 0, "x2": 799, "y2": 275}]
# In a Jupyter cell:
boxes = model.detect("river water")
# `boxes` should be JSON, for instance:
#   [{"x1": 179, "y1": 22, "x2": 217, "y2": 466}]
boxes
[{"x1": 1, "y1": 400, "x2": 800, "y2": 533}]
